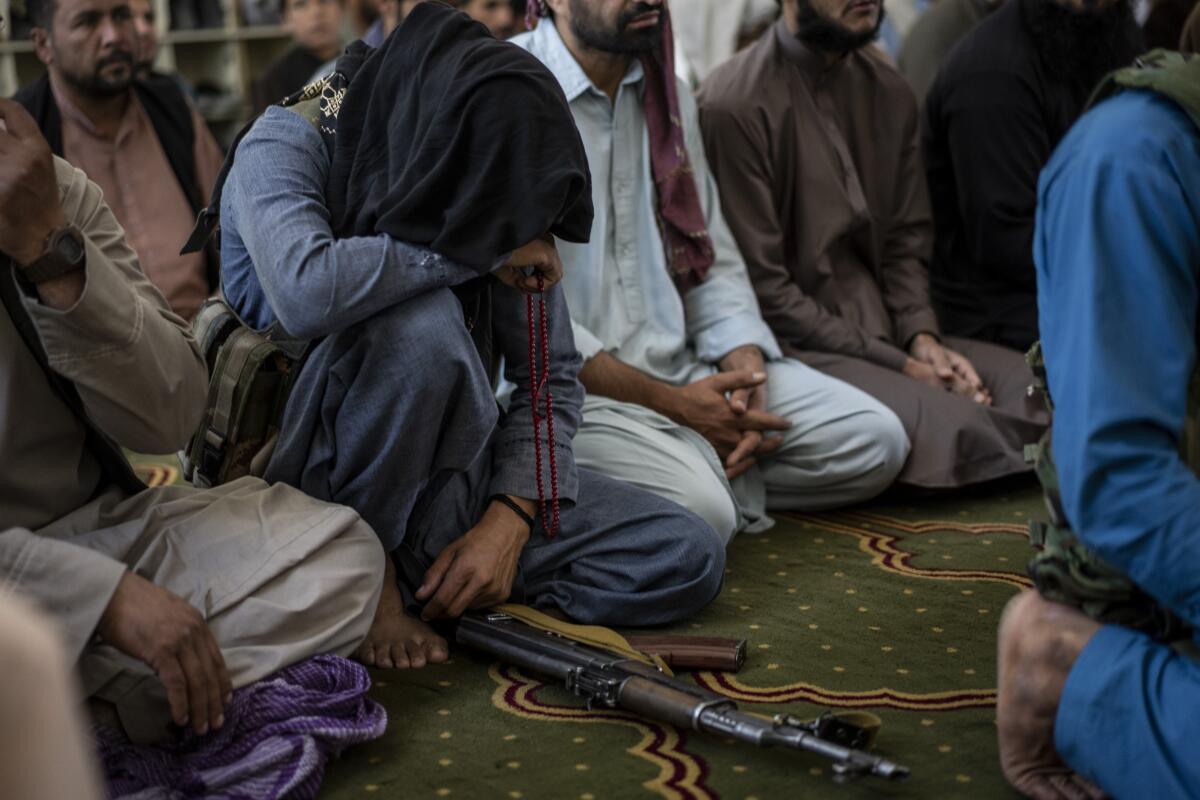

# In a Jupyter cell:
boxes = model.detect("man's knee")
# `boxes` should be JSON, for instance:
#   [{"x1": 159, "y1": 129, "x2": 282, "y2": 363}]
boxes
[
  {"x1": 858, "y1": 405, "x2": 909, "y2": 488},
  {"x1": 651, "y1": 503, "x2": 727, "y2": 622},
  {"x1": 353, "y1": 289, "x2": 484, "y2": 379},
  {"x1": 686, "y1": 518, "x2": 727, "y2": 607},
  {"x1": 648, "y1": 453, "x2": 738, "y2": 544},
  {"x1": 686, "y1": 483, "x2": 739, "y2": 545},
  {"x1": 340, "y1": 515, "x2": 388, "y2": 601},
  {"x1": 312, "y1": 514, "x2": 387, "y2": 651}
]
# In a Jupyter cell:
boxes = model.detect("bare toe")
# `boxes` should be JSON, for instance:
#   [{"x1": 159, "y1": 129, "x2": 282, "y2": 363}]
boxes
[
  {"x1": 407, "y1": 640, "x2": 428, "y2": 669},
  {"x1": 427, "y1": 638, "x2": 449, "y2": 664},
  {"x1": 355, "y1": 641, "x2": 376, "y2": 667},
  {"x1": 390, "y1": 642, "x2": 411, "y2": 669}
]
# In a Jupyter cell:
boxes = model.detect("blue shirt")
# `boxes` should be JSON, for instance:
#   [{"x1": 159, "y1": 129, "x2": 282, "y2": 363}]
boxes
[
  {"x1": 220, "y1": 106, "x2": 483, "y2": 340},
  {"x1": 1038, "y1": 87, "x2": 1200, "y2": 800},
  {"x1": 1035, "y1": 89, "x2": 1200, "y2": 628},
  {"x1": 219, "y1": 106, "x2": 586, "y2": 504},
  {"x1": 511, "y1": 22, "x2": 781, "y2": 385}
]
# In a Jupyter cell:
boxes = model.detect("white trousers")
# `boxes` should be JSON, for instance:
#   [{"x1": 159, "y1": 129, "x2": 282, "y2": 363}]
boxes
[{"x1": 574, "y1": 358, "x2": 909, "y2": 543}]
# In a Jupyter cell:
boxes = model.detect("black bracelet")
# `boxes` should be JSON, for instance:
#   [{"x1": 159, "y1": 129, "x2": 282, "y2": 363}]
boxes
[{"x1": 490, "y1": 494, "x2": 536, "y2": 531}]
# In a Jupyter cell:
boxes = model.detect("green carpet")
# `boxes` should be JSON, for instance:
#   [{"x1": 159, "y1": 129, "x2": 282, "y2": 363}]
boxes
[{"x1": 127, "y1": 455, "x2": 1036, "y2": 799}]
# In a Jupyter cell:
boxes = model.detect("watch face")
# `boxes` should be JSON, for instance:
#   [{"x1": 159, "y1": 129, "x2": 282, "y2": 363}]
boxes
[{"x1": 55, "y1": 230, "x2": 85, "y2": 263}]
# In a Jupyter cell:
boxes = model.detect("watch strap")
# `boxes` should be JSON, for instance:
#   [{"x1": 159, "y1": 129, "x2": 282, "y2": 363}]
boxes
[{"x1": 21, "y1": 224, "x2": 85, "y2": 284}]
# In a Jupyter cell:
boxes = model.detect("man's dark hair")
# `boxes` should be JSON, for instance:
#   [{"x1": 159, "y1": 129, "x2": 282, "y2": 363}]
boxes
[{"x1": 26, "y1": 0, "x2": 56, "y2": 30}]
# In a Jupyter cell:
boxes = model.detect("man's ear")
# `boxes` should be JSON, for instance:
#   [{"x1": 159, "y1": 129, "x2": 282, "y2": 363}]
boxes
[{"x1": 31, "y1": 27, "x2": 54, "y2": 67}]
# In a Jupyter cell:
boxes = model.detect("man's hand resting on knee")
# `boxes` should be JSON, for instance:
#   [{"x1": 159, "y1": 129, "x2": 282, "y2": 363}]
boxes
[
  {"x1": 666, "y1": 369, "x2": 791, "y2": 479},
  {"x1": 97, "y1": 572, "x2": 232, "y2": 736},
  {"x1": 716, "y1": 346, "x2": 787, "y2": 480},
  {"x1": 906, "y1": 333, "x2": 992, "y2": 405},
  {"x1": 416, "y1": 496, "x2": 534, "y2": 620}
]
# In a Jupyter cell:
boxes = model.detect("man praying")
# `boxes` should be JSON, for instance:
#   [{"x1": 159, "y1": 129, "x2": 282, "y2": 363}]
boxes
[
  {"x1": 0, "y1": 96, "x2": 384, "y2": 745},
  {"x1": 218, "y1": 2, "x2": 726, "y2": 669},
  {"x1": 514, "y1": 0, "x2": 910, "y2": 544},
  {"x1": 698, "y1": 0, "x2": 1048, "y2": 491}
]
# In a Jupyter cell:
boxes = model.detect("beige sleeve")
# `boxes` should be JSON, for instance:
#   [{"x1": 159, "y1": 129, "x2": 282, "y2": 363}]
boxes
[
  {"x1": 20, "y1": 158, "x2": 208, "y2": 454},
  {"x1": 0, "y1": 525, "x2": 126, "y2": 663}
]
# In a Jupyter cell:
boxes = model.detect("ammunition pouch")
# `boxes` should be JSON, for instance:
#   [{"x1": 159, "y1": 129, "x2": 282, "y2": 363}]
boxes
[
  {"x1": 1027, "y1": 428, "x2": 1192, "y2": 642},
  {"x1": 180, "y1": 298, "x2": 307, "y2": 489}
]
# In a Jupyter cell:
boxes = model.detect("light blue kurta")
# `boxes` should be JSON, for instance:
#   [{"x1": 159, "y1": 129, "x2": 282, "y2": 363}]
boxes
[
  {"x1": 511, "y1": 22, "x2": 909, "y2": 540},
  {"x1": 512, "y1": 20, "x2": 780, "y2": 385}
]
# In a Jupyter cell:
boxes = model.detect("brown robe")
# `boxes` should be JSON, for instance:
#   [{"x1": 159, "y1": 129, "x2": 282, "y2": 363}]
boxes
[{"x1": 698, "y1": 19, "x2": 1047, "y2": 487}]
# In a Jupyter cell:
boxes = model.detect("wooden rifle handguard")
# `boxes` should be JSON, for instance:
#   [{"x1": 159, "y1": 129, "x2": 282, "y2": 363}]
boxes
[{"x1": 624, "y1": 634, "x2": 748, "y2": 672}]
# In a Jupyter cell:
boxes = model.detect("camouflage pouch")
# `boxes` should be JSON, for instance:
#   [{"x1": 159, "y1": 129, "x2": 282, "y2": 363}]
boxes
[
  {"x1": 180, "y1": 298, "x2": 304, "y2": 489},
  {"x1": 1027, "y1": 431, "x2": 1193, "y2": 642}
]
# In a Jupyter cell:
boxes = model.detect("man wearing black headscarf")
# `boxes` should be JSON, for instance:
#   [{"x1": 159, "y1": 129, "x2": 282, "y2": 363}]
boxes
[{"x1": 216, "y1": 2, "x2": 725, "y2": 667}]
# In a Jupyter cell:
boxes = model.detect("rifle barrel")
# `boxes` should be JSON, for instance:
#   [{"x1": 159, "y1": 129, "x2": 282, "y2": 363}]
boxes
[{"x1": 456, "y1": 613, "x2": 911, "y2": 781}]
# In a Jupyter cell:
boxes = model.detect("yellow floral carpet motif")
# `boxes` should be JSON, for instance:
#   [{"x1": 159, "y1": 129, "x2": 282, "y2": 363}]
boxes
[{"x1": 127, "y1": 454, "x2": 1036, "y2": 798}]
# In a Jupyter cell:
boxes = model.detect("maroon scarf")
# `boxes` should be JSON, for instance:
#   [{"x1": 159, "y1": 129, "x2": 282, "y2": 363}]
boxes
[{"x1": 526, "y1": 1, "x2": 715, "y2": 290}]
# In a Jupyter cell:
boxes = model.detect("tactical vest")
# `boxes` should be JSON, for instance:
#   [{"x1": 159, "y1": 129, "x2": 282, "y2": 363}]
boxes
[{"x1": 1027, "y1": 50, "x2": 1200, "y2": 643}]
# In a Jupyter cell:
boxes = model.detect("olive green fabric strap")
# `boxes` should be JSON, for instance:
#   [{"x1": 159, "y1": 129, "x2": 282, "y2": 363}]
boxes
[
  {"x1": 1088, "y1": 49, "x2": 1200, "y2": 130},
  {"x1": 494, "y1": 604, "x2": 674, "y2": 675}
]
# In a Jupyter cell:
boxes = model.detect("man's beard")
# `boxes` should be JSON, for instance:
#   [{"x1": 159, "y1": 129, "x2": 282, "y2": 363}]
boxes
[
  {"x1": 1024, "y1": 0, "x2": 1142, "y2": 91},
  {"x1": 60, "y1": 51, "x2": 135, "y2": 97},
  {"x1": 567, "y1": 0, "x2": 663, "y2": 54},
  {"x1": 794, "y1": 0, "x2": 887, "y2": 54}
]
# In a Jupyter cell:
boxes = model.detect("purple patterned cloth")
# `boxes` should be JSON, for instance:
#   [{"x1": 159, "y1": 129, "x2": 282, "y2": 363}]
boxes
[{"x1": 96, "y1": 655, "x2": 387, "y2": 800}]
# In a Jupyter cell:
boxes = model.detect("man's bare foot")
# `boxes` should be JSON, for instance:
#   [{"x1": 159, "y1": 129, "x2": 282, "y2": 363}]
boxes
[
  {"x1": 997, "y1": 591, "x2": 1105, "y2": 800},
  {"x1": 356, "y1": 559, "x2": 449, "y2": 669}
]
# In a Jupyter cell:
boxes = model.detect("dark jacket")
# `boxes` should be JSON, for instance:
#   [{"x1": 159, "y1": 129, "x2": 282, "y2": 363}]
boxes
[{"x1": 921, "y1": 0, "x2": 1140, "y2": 351}]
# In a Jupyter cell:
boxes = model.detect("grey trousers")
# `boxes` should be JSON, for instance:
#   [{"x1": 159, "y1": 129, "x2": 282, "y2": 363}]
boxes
[{"x1": 266, "y1": 289, "x2": 726, "y2": 627}]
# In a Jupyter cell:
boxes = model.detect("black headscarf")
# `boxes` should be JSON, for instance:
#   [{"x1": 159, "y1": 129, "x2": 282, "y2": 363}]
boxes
[{"x1": 322, "y1": 1, "x2": 593, "y2": 270}]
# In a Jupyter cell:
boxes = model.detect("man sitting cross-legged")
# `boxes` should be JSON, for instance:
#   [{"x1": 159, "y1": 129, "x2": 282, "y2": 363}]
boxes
[
  {"x1": 513, "y1": 0, "x2": 910, "y2": 544},
  {"x1": 0, "y1": 97, "x2": 384, "y2": 744},
  {"x1": 997, "y1": 64, "x2": 1200, "y2": 799},
  {"x1": 921, "y1": 0, "x2": 1142, "y2": 351},
  {"x1": 218, "y1": 2, "x2": 725, "y2": 669},
  {"x1": 698, "y1": 0, "x2": 1048, "y2": 491}
]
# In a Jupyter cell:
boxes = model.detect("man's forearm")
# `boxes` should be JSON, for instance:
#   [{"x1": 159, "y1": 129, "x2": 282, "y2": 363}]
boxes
[{"x1": 579, "y1": 351, "x2": 679, "y2": 419}]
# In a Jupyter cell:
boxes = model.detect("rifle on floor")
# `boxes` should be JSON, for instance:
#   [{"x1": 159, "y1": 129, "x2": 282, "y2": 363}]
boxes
[{"x1": 456, "y1": 611, "x2": 910, "y2": 781}]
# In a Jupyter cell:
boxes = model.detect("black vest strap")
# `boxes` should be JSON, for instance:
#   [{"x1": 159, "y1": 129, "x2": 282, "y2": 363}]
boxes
[{"x1": 0, "y1": 261, "x2": 146, "y2": 498}]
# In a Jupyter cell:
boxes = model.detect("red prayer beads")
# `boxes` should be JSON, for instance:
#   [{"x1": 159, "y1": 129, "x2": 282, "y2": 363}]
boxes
[{"x1": 526, "y1": 274, "x2": 560, "y2": 537}]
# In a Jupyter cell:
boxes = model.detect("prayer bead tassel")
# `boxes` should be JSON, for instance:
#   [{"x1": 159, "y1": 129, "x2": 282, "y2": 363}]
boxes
[{"x1": 527, "y1": 274, "x2": 561, "y2": 537}]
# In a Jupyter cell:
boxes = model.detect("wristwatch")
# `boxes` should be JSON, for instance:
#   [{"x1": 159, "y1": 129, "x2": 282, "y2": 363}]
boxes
[{"x1": 19, "y1": 224, "x2": 86, "y2": 284}]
